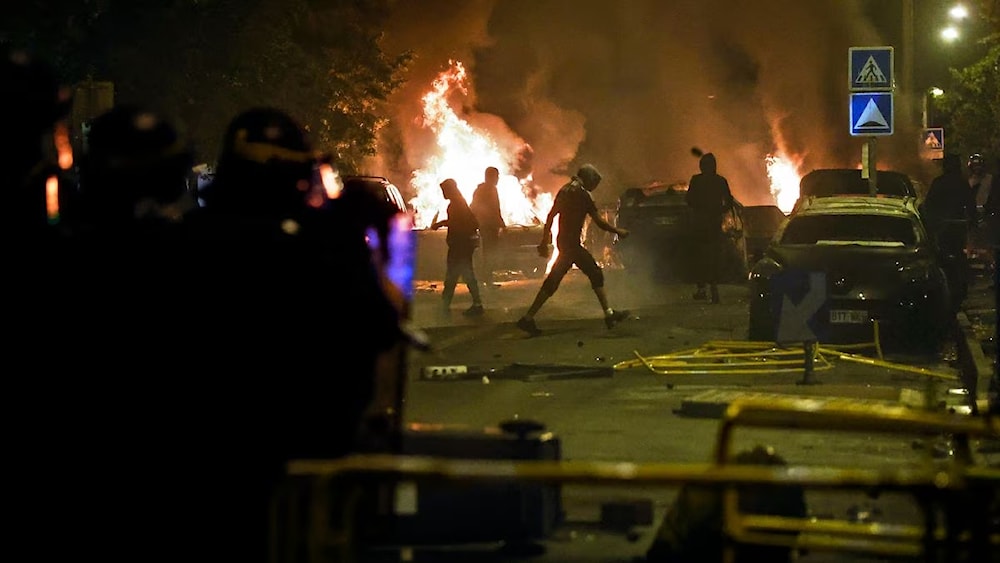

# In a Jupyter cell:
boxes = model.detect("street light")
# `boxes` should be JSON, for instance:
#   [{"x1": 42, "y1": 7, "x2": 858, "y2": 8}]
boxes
[
  {"x1": 922, "y1": 87, "x2": 945, "y2": 128},
  {"x1": 941, "y1": 26, "x2": 961, "y2": 41},
  {"x1": 949, "y1": 4, "x2": 969, "y2": 20}
]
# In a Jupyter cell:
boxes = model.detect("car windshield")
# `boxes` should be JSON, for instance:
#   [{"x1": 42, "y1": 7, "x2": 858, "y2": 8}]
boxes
[{"x1": 781, "y1": 214, "x2": 917, "y2": 246}]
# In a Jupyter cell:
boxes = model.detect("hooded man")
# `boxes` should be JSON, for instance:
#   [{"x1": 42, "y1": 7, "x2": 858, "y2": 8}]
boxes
[
  {"x1": 686, "y1": 152, "x2": 733, "y2": 304},
  {"x1": 516, "y1": 164, "x2": 630, "y2": 336}
]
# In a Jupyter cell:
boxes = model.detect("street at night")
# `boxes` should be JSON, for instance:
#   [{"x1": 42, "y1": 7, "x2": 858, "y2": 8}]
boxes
[{"x1": 4, "y1": 1, "x2": 999, "y2": 562}]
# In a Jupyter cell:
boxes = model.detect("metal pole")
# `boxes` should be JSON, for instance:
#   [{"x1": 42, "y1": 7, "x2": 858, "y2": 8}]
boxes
[
  {"x1": 798, "y1": 340, "x2": 819, "y2": 385},
  {"x1": 902, "y1": 0, "x2": 916, "y2": 130}
]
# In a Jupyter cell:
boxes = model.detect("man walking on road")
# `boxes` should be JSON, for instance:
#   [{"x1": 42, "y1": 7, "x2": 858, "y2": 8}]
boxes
[
  {"x1": 516, "y1": 164, "x2": 630, "y2": 336},
  {"x1": 471, "y1": 166, "x2": 505, "y2": 286}
]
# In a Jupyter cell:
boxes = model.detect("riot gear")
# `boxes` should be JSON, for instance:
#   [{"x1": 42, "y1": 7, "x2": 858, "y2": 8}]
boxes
[{"x1": 78, "y1": 104, "x2": 194, "y2": 224}]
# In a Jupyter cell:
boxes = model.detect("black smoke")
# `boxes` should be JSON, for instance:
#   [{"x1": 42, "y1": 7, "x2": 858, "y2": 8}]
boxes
[{"x1": 378, "y1": 0, "x2": 926, "y2": 206}]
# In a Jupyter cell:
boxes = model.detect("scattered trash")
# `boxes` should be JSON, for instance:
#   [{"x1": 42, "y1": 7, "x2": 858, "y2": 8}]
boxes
[
  {"x1": 596, "y1": 356, "x2": 605, "y2": 362},
  {"x1": 481, "y1": 376, "x2": 490, "y2": 384},
  {"x1": 531, "y1": 392, "x2": 553, "y2": 398}
]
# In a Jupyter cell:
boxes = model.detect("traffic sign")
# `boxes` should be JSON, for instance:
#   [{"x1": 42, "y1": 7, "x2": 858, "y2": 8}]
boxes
[
  {"x1": 849, "y1": 46, "x2": 894, "y2": 91},
  {"x1": 921, "y1": 128, "x2": 944, "y2": 160},
  {"x1": 850, "y1": 92, "x2": 893, "y2": 136},
  {"x1": 922, "y1": 128, "x2": 944, "y2": 150},
  {"x1": 771, "y1": 270, "x2": 828, "y2": 343}
]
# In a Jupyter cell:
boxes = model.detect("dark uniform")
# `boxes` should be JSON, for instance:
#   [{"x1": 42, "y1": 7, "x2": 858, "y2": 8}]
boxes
[{"x1": 179, "y1": 107, "x2": 402, "y2": 562}]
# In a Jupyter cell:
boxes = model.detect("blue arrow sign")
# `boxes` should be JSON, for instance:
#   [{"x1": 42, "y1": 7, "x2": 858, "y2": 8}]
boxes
[
  {"x1": 850, "y1": 92, "x2": 893, "y2": 136},
  {"x1": 771, "y1": 270, "x2": 828, "y2": 343},
  {"x1": 849, "y1": 46, "x2": 894, "y2": 91}
]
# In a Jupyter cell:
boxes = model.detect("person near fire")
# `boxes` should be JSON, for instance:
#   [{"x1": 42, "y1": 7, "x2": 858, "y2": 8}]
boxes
[
  {"x1": 432, "y1": 177, "x2": 485, "y2": 316},
  {"x1": 471, "y1": 165, "x2": 506, "y2": 286},
  {"x1": 685, "y1": 152, "x2": 733, "y2": 304},
  {"x1": 516, "y1": 164, "x2": 630, "y2": 336}
]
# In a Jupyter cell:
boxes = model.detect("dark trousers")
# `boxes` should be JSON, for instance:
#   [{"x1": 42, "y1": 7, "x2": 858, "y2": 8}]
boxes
[
  {"x1": 443, "y1": 244, "x2": 481, "y2": 307},
  {"x1": 479, "y1": 228, "x2": 501, "y2": 280}
]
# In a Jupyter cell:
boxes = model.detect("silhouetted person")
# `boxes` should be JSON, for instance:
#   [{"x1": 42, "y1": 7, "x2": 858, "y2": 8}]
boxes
[
  {"x1": 921, "y1": 153, "x2": 976, "y2": 243},
  {"x1": 922, "y1": 153, "x2": 976, "y2": 308},
  {"x1": 969, "y1": 153, "x2": 997, "y2": 275},
  {"x1": 74, "y1": 104, "x2": 196, "y2": 236},
  {"x1": 432, "y1": 178, "x2": 484, "y2": 316},
  {"x1": 686, "y1": 152, "x2": 733, "y2": 304},
  {"x1": 471, "y1": 166, "x2": 505, "y2": 285},
  {"x1": 185, "y1": 107, "x2": 402, "y2": 562},
  {"x1": 516, "y1": 164, "x2": 630, "y2": 336},
  {"x1": 646, "y1": 445, "x2": 808, "y2": 563}
]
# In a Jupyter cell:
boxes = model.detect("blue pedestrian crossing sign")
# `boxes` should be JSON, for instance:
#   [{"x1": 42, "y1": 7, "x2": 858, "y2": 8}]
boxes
[
  {"x1": 850, "y1": 92, "x2": 893, "y2": 136},
  {"x1": 849, "y1": 46, "x2": 894, "y2": 91}
]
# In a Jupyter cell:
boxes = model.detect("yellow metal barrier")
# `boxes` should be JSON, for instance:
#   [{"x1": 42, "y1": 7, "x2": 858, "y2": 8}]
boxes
[
  {"x1": 614, "y1": 339, "x2": 960, "y2": 382},
  {"x1": 274, "y1": 399, "x2": 999, "y2": 563},
  {"x1": 713, "y1": 397, "x2": 1000, "y2": 464},
  {"x1": 279, "y1": 454, "x2": 999, "y2": 563}
]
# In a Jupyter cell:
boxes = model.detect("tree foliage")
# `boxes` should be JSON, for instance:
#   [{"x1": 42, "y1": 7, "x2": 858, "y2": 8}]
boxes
[
  {"x1": 1, "y1": 0, "x2": 412, "y2": 171},
  {"x1": 934, "y1": 0, "x2": 1000, "y2": 160}
]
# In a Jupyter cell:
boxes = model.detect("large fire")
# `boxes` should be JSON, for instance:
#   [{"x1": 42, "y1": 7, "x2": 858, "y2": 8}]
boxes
[
  {"x1": 765, "y1": 153, "x2": 802, "y2": 214},
  {"x1": 408, "y1": 60, "x2": 553, "y2": 230}
]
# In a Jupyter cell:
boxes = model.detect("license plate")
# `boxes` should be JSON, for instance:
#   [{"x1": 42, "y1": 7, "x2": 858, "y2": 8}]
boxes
[{"x1": 830, "y1": 309, "x2": 868, "y2": 324}]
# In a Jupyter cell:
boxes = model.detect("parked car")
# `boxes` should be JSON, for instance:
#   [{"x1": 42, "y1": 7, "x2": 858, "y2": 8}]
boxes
[
  {"x1": 747, "y1": 195, "x2": 953, "y2": 350},
  {"x1": 792, "y1": 169, "x2": 918, "y2": 212},
  {"x1": 612, "y1": 182, "x2": 748, "y2": 283},
  {"x1": 341, "y1": 175, "x2": 408, "y2": 214}
]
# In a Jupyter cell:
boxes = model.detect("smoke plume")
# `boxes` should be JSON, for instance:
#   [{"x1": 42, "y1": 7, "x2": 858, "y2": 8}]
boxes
[{"x1": 376, "y1": 0, "x2": 924, "y2": 206}]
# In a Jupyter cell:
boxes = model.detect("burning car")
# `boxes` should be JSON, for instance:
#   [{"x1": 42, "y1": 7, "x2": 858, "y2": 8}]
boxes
[
  {"x1": 747, "y1": 195, "x2": 953, "y2": 350},
  {"x1": 612, "y1": 182, "x2": 748, "y2": 283}
]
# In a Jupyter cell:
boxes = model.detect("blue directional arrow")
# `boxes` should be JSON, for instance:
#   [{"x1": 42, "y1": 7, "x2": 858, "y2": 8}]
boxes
[{"x1": 850, "y1": 92, "x2": 893, "y2": 136}]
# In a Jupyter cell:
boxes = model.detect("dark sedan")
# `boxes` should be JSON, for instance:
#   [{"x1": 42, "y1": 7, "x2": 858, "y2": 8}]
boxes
[
  {"x1": 613, "y1": 182, "x2": 748, "y2": 282},
  {"x1": 747, "y1": 196, "x2": 953, "y2": 350}
]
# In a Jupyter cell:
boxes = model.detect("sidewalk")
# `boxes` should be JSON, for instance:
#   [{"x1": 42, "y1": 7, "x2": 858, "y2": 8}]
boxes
[{"x1": 957, "y1": 260, "x2": 997, "y2": 413}]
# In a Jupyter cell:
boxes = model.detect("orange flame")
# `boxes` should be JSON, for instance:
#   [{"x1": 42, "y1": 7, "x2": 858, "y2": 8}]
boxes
[
  {"x1": 45, "y1": 175, "x2": 60, "y2": 224},
  {"x1": 765, "y1": 153, "x2": 802, "y2": 214},
  {"x1": 409, "y1": 60, "x2": 552, "y2": 229},
  {"x1": 54, "y1": 122, "x2": 73, "y2": 170}
]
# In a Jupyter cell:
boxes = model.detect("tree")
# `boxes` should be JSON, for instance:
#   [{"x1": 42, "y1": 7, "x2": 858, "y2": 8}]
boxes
[
  {"x1": 934, "y1": 0, "x2": 1000, "y2": 160},
  {"x1": 1, "y1": 0, "x2": 412, "y2": 170}
]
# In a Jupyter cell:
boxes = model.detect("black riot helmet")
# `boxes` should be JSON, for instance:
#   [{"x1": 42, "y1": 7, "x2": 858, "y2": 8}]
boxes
[
  {"x1": 968, "y1": 153, "x2": 984, "y2": 172},
  {"x1": 79, "y1": 104, "x2": 194, "y2": 220},
  {"x1": 576, "y1": 164, "x2": 602, "y2": 191},
  {"x1": 206, "y1": 107, "x2": 317, "y2": 215}
]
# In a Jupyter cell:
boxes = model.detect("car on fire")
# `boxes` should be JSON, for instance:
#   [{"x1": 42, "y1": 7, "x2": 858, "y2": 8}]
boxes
[{"x1": 747, "y1": 195, "x2": 953, "y2": 350}]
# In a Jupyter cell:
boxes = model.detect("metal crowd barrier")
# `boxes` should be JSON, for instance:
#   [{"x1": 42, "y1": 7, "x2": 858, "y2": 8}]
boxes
[{"x1": 274, "y1": 398, "x2": 1000, "y2": 563}]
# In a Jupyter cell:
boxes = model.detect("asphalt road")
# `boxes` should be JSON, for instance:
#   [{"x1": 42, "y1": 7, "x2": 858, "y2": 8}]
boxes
[{"x1": 384, "y1": 265, "x2": 998, "y2": 562}]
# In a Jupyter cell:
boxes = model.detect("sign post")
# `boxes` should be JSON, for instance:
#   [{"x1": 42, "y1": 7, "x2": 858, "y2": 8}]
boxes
[{"x1": 849, "y1": 46, "x2": 894, "y2": 194}]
